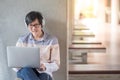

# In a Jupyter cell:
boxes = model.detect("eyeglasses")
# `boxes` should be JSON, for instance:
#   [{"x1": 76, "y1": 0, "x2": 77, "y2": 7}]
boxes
[{"x1": 28, "y1": 24, "x2": 41, "y2": 28}]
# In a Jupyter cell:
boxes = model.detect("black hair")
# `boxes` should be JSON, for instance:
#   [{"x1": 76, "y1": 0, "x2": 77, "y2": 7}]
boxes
[{"x1": 25, "y1": 11, "x2": 43, "y2": 27}]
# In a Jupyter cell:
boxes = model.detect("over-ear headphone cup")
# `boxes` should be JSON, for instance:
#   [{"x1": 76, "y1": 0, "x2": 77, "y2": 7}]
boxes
[{"x1": 42, "y1": 19, "x2": 45, "y2": 27}]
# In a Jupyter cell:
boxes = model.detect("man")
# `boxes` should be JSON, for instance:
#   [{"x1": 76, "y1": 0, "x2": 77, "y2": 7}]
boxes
[{"x1": 14, "y1": 11, "x2": 60, "y2": 80}]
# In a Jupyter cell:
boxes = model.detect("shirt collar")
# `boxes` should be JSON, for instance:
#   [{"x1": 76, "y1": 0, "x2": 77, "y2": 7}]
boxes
[{"x1": 29, "y1": 31, "x2": 47, "y2": 41}]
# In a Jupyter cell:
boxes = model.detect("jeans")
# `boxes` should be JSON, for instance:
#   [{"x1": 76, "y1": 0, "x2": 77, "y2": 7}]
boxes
[{"x1": 17, "y1": 67, "x2": 52, "y2": 80}]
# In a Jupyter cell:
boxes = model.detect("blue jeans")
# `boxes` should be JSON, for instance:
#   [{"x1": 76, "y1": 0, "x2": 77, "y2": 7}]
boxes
[{"x1": 17, "y1": 67, "x2": 52, "y2": 80}]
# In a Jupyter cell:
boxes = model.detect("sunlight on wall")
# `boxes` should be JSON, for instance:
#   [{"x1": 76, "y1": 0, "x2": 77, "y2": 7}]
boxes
[{"x1": 74, "y1": 0, "x2": 97, "y2": 20}]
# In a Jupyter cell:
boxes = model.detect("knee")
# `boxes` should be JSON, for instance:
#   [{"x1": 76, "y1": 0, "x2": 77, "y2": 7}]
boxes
[
  {"x1": 40, "y1": 73, "x2": 49, "y2": 77},
  {"x1": 21, "y1": 67, "x2": 32, "y2": 71},
  {"x1": 39, "y1": 73, "x2": 52, "y2": 80},
  {"x1": 17, "y1": 67, "x2": 33, "y2": 75}
]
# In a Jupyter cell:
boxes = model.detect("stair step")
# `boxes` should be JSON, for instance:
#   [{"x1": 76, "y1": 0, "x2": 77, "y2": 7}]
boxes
[
  {"x1": 73, "y1": 31, "x2": 94, "y2": 35},
  {"x1": 74, "y1": 26, "x2": 89, "y2": 30},
  {"x1": 73, "y1": 30, "x2": 92, "y2": 33},
  {"x1": 73, "y1": 36, "x2": 96, "y2": 40},
  {"x1": 69, "y1": 64, "x2": 120, "y2": 74},
  {"x1": 72, "y1": 40, "x2": 102, "y2": 44},
  {"x1": 69, "y1": 59, "x2": 83, "y2": 64},
  {"x1": 69, "y1": 44, "x2": 106, "y2": 53},
  {"x1": 73, "y1": 32, "x2": 95, "y2": 37}
]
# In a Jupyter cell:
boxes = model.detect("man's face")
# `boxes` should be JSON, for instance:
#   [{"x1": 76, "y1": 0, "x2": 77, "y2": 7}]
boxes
[{"x1": 28, "y1": 19, "x2": 42, "y2": 37}]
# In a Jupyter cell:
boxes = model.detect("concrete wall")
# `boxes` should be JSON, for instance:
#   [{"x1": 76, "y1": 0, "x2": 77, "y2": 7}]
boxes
[{"x1": 0, "y1": 0, "x2": 67, "y2": 80}]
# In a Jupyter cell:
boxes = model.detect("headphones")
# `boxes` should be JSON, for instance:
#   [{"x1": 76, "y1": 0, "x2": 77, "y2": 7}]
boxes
[{"x1": 42, "y1": 17, "x2": 45, "y2": 27}]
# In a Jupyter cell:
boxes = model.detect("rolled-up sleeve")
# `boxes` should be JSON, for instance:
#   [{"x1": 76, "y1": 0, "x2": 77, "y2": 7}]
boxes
[{"x1": 44, "y1": 38, "x2": 60, "y2": 72}]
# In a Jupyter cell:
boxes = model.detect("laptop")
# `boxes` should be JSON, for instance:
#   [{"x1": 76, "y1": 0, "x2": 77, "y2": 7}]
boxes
[{"x1": 7, "y1": 46, "x2": 40, "y2": 68}]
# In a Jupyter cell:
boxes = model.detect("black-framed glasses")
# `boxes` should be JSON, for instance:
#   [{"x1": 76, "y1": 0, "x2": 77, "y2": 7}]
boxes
[{"x1": 28, "y1": 24, "x2": 41, "y2": 28}]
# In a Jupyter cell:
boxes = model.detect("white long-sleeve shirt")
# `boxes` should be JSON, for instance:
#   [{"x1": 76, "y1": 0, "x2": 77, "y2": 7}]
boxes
[{"x1": 13, "y1": 32, "x2": 60, "y2": 77}]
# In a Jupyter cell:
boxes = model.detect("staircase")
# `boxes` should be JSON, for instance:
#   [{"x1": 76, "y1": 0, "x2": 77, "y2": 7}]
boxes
[{"x1": 69, "y1": 24, "x2": 106, "y2": 64}]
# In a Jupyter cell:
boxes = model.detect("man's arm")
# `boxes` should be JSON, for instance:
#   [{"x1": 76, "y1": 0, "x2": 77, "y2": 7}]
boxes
[{"x1": 44, "y1": 37, "x2": 60, "y2": 72}]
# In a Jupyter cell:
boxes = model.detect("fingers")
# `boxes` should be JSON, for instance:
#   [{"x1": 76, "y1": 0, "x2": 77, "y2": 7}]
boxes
[{"x1": 39, "y1": 64, "x2": 46, "y2": 71}]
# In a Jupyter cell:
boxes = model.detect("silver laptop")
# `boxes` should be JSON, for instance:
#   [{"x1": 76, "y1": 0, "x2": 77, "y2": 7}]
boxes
[{"x1": 7, "y1": 46, "x2": 40, "y2": 68}]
